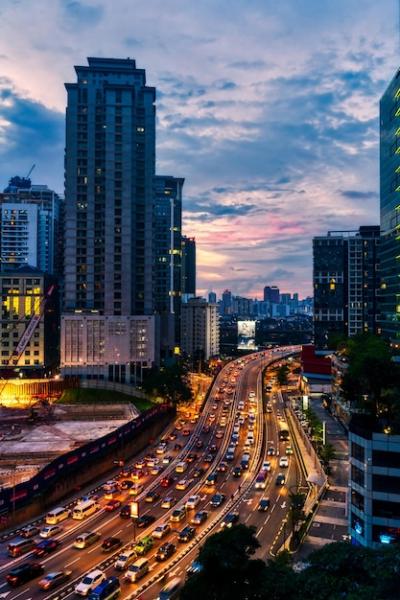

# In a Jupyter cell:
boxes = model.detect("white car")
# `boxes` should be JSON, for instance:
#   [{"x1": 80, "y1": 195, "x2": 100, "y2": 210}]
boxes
[
  {"x1": 75, "y1": 570, "x2": 106, "y2": 596},
  {"x1": 39, "y1": 524, "x2": 63, "y2": 538},
  {"x1": 262, "y1": 461, "x2": 271, "y2": 472},
  {"x1": 152, "y1": 523, "x2": 171, "y2": 539},
  {"x1": 185, "y1": 495, "x2": 200, "y2": 510},
  {"x1": 279, "y1": 456, "x2": 289, "y2": 468},
  {"x1": 129, "y1": 483, "x2": 144, "y2": 496}
]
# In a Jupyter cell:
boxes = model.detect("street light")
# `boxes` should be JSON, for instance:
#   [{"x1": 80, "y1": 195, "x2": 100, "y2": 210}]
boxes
[{"x1": 130, "y1": 500, "x2": 139, "y2": 543}]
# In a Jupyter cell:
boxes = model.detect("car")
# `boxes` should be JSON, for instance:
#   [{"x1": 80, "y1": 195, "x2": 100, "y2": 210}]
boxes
[
  {"x1": 136, "y1": 514, "x2": 156, "y2": 529},
  {"x1": 168, "y1": 432, "x2": 178, "y2": 441},
  {"x1": 233, "y1": 466, "x2": 242, "y2": 478},
  {"x1": 155, "y1": 542, "x2": 176, "y2": 561},
  {"x1": 131, "y1": 468, "x2": 146, "y2": 481},
  {"x1": 39, "y1": 525, "x2": 62, "y2": 539},
  {"x1": 202, "y1": 425, "x2": 210, "y2": 434},
  {"x1": 170, "y1": 507, "x2": 186, "y2": 522},
  {"x1": 220, "y1": 512, "x2": 239, "y2": 529},
  {"x1": 258, "y1": 499, "x2": 271, "y2": 512},
  {"x1": 215, "y1": 430, "x2": 224, "y2": 439},
  {"x1": 33, "y1": 539, "x2": 60, "y2": 557},
  {"x1": 210, "y1": 493, "x2": 225, "y2": 508},
  {"x1": 190, "y1": 510, "x2": 208, "y2": 526},
  {"x1": 20, "y1": 525, "x2": 40, "y2": 539},
  {"x1": 205, "y1": 472, "x2": 218, "y2": 487},
  {"x1": 217, "y1": 462, "x2": 228, "y2": 473},
  {"x1": 208, "y1": 413, "x2": 216, "y2": 421},
  {"x1": 161, "y1": 496, "x2": 176, "y2": 509},
  {"x1": 6, "y1": 562, "x2": 44, "y2": 587},
  {"x1": 38, "y1": 570, "x2": 72, "y2": 591},
  {"x1": 162, "y1": 455, "x2": 173, "y2": 465},
  {"x1": 176, "y1": 478, "x2": 189, "y2": 491},
  {"x1": 101, "y1": 537, "x2": 122, "y2": 552},
  {"x1": 150, "y1": 465, "x2": 163, "y2": 476},
  {"x1": 161, "y1": 475, "x2": 174, "y2": 488},
  {"x1": 119, "y1": 479, "x2": 134, "y2": 490},
  {"x1": 193, "y1": 467, "x2": 204, "y2": 478},
  {"x1": 134, "y1": 535, "x2": 154, "y2": 555},
  {"x1": 276, "y1": 473, "x2": 286, "y2": 486},
  {"x1": 267, "y1": 447, "x2": 275, "y2": 456},
  {"x1": 174, "y1": 442, "x2": 183, "y2": 450},
  {"x1": 279, "y1": 456, "x2": 289, "y2": 468},
  {"x1": 187, "y1": 452, "x2": 198, "y2": 463},
  {"x1": 185, "y1": 495, "x2": 200, "y2": 510},
  {"x1": 135, "y1": 459, "x2": 146, "y2": 469},
  {"x1": 73, "y1": 532, "x2": 101, "y2": 550},
  {"x1": 262, "y1": 461, "x2": 271, "y2": 472},
  {"x1": 203, "y1": 453, "x2": 214, "y2": 464},
  {"x1": 210, "y1": 444, "x2": 218, "y2": 454},
  {"x1": 178, "y1": 525, "x2": 196, "y2": 543},
  {"x1": 195, "y1": 439, "x2": 204, "y2": 449},
  {"x1": 225, "y1": 452, "x2": 234, "y2": 462},
  {"x1": 286, "y1": 446, "x2": 294, "y2": 455},
  {"x1": 145, "y1": 490, "x2": 160, "y2": 503},
  {"x1": 182, "y1": 429, "x2": 191, "y2": 436},
  {"x1": 146, "y1": 456, "x2": 158, "y2": 467},
  {"x1": 75, "y1": 569, "x2": 106, "y2": 596},
  {"x1": 153, "y1": 523, "x2": 171, "y2": 539},
  {"x1": 119, "y1": 505, "x2": 131, "y2": 519},
  {"x1": 114, "y1": 548, "x2": 137, "y2": 571},
  {"x1": 104, "y1": 499, "x2": 122, "y2": 512}
]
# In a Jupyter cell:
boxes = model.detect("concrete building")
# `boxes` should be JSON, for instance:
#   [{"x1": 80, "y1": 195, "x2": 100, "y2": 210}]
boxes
[
  {"x1": 181, "y1": 297, "x2": 219, "y2": 361},
  {"x1": 349, "y1": 415, "x2": 400, "y2": 547},
  {"x1": 379, "y1": 69, "x2": 400, "y2": 346},
  {"x1": 60, "y1": 314, "x2": 157, "y2": 383},
  {"x1": 221, "y1": 289, "x2": 233, "y2": 315},
  {"x1": 263, "y1": 286, "x2": 280, "y2": 303},
  {"x1": 208, "y1": 291, "x2": 217, "y2": 304},
  {"x1": 64, "y1": 57, "x2": 155, "y2": 316},
  {"x1": 153, "y1": 175, "x2": 184, "y2": 357},
  {"x1": 0, "y1": 266, "x2": 59, "y2": 376},
  {"x1": 313, "y1": 227, "x2": 379, "y2": 348},
  {"x1": 0, "y1": 182, "x2": 62, "y2": 275},
  {"x1": 181, "y1": 236, "x2": 196, "y2": 300}
]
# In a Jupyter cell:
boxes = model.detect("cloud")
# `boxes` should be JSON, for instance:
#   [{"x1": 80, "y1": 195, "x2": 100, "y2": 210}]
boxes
[
  {"x1": 339, "y1": 189, "x2": 379, "y2": 200},
  {"x1": 61, "y1": 0, "x2": 104, "y2": 28}
]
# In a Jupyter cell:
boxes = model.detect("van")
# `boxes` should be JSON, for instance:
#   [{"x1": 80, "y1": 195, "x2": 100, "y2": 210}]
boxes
[
  {"x1": 175, "y1": 461, "x2": 188, "y2": 474},
  {"x1": 158, "y1": 577, "x2": 182, "y2": 600},
  {"x1": 114, "y1": 548, "x2": 137, "y2": 570},
  {"x1": 124, "y1": 558, "x2": 149, "y2": 583},
  {"x1": 46, "y1": 506, "x2": 70, "y2": 525},
  {"x1": 7, "y1": 538, "x2": 34, "y2": 557},
  {"x1": 72, "y1": 499, "x2": 99, "y2": 520},
  {"x1": 74, "y1": 531, "x2": 100, "y2": 549}
]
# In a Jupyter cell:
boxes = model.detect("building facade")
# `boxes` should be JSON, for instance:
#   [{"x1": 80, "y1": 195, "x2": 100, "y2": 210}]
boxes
[
  {"x1": 181, "y1": 236, "x2": 196, "y2": 299},
  {"x1": 313, "y1": 227, "x2": 379, "y2": 348},
  {"x1": 60, "y1": 314, "x2": 157, "y2": 383},
  {"x1": 181, "y1": 297, "x2": 219, "y2": 361},
  {"x1": 263, "y1": 286, "x2": 280, "y2": 303},
  {"x1": 379, "y1": 69, "x2": 400, "y2": 346},
  {"x1": 349, "y1": 416, "x2": 400, "y2": 547},
  {"x1": 0, "y1": 266, "x2": 59, "y2": 376},
  {"x1": 0, "y1": 183, "x2": 62, "y2": 275},
  {"x1": 64, "y1": 57, "x2": 155, "y2": 316}
]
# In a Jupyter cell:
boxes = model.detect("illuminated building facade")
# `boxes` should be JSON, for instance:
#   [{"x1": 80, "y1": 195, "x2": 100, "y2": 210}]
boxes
[
  {"x1": 181, "y1": 297, "x2": 219, "y2": 361},
  {"x1": 0, "y1": 266, "x2": 59, "y2": 376},
  {"x1": 379, "y1": 69, "x2": 400, "y2": 345}
]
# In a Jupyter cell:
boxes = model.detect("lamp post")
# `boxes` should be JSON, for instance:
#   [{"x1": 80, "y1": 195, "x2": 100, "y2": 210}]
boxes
[{"x1": 130, "y1": 500, "x2": 139, "y2": 543}]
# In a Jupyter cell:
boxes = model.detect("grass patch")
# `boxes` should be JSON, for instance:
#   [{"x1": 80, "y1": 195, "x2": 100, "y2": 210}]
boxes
[{"x1": 56, "y1": 388, "x2": 153, "y2": 412}]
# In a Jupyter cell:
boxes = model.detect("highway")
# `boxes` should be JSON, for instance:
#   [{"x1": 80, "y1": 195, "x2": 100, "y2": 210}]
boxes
[{"x1": 0, "y1": 347, "x2": 300, "y2": 600}]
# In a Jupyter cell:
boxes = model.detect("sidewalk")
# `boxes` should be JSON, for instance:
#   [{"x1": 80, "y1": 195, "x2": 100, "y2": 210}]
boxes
[{"x1": 296, "y1": 396, "x2": 349, "y2": 559}]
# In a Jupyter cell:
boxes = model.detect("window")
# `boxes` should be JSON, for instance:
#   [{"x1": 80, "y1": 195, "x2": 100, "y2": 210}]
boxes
[
  {"x1": 373, "y1": 474, "x2": 400, "y2": 494},
  {"x1": 373, "y1": 450, "x2": 400, "y2": 468},
  {"x1": 351, "y1": 464, "x2": 365, "y2": 487},
  {"x1": 351, "y1": 442, "x2": 365, "y2": 463},
  {"x1": 351, "y1": 489, "x2": 364, "y2": 511},
  {"x1": 373, "y1": 499, "x2": 400, "y2": 519}
]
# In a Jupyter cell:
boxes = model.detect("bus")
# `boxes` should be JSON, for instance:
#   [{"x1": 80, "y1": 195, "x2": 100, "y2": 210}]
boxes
[
  {"x1": 72, "y1": 499, "x2": 99, "y2": 520},
  {"x1": 278, "y1": 421, "x2": 289, "y2": 441},
  {"x1": 254, "y1": 470, "x2": 268, "y2": 490}
]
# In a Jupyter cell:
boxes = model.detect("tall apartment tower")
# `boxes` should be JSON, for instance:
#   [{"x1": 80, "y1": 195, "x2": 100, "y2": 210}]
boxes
[
  {"x1": 181, "y1": 297, "x2": 219, "y2": 361},
  {"x1": 0, "y1": 180, "x2": 63, "y2": 275},
  {"x1": 181, "y1": 236, "x2": 196, "y2": 299},
  {"x1": 64, "y1": 57, "x2": 155, "y2": 316},
  {"x1": 380, "y1": 70, "x2": 400, "y2": 345},
  {"x1": 154, "y1": 175, "x2": 184, "y2": 356},
  {"x1": 263, "y1": 286, "x2": 280, "y2": 303},
  {"x1": 313, "y1": 227, "x2": 380, "y2": 348}
]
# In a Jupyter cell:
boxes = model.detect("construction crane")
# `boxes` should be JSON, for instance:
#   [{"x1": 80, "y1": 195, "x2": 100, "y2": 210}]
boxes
[
  {"x1": 0, "y1": 284, "x2": 56, "y2": 403},
  {"x1": 25, "y1": 164, "x2": 35, "y2": 180}
]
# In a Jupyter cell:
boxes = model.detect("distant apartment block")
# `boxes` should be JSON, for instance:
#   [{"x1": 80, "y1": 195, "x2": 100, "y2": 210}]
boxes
[{"x1": 181, "y1": 297, "x2": 219, "y2": 361}]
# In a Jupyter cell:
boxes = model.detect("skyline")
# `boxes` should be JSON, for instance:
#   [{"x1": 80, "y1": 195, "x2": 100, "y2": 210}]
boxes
[{"x1": 0, "y1": 0, "x2": 399, "y2": 297}]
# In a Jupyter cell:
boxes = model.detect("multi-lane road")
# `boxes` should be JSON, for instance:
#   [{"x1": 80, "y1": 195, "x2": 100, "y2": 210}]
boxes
[{"x1": 0, "y1": 347, "x2": 303, "y2": 600}]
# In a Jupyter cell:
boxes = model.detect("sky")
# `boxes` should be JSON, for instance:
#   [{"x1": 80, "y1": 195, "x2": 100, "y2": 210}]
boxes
[{"x1": 0, "y1": 0, "x2": 399, "y2": 299}]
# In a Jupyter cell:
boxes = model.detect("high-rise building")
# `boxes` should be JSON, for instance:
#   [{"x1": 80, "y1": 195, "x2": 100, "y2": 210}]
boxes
[
  {"x1": 208, "y1": 291, "x2": 217, "y2": 304},
  {"x1": 263, "y1": 286, "x2": 280, "y2": 303},
  {"x1": 0, "y1": 266, "x2": 59, "y2": 376},
  {"x1": 221, "y1": 289, "x2": 233, "y2": 315},
  {"x1": 313, "y1": 227, "x2": 380, "y2": 348},
  {"x1": 153, "y1": 175, "x2": 184, "y2": 356},
  {"x1": 64, "y1": 57, "x2": 155, "y2": 316},
  {"x1": 181, "y1": 236, "x2": 196, "y2": 299},
  {"x1": 181, "y1": 297, "x2": 219, "y2": 361},
  {"x1": 379, "y1": 70, "x2": 400, "y2": 346},
  {"x1": 0, "y1": 181, "x2": 62, "y2": 275}
]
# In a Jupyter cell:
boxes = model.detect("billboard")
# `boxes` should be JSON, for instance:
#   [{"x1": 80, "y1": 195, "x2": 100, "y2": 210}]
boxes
[{"x1": 237, "y1": 321, "x2": 257, "y2": 350}]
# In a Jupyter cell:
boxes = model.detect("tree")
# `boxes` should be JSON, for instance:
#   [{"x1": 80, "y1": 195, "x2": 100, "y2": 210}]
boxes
[
  {"x1": 277, "y1": 365, "x2": 289, "y2": 386},
  {"x1": 180, "y1": 525, "x2": 266, "y2": 600},
  {"x1": 142, "y1": 363, "x2": 192, "y2": 404},
  {"x1": 289, "y1": 491, "x2": 306, "y2": 536},
  {"x1": 319, "y1": 442, "x2": 336, "y2": 473}
]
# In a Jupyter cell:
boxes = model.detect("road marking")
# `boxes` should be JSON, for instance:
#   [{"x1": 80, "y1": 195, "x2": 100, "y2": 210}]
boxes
[
  {"x1": 271, "y1": 503, "x2": 276, "y2": 513},
  {"x1": 256, "y1": 527, "x2": 263, "y2": 537},
  {"x1": 264, "y1": 515, "x2": 271, "y2": 526},
  {"x1": 245, "y1": 513, "x2": 252, "y2": 523},
  {"x1": 65, "y1": 556, "x2": 81, "y2": 567},
  {"x1": 115, "y1": 529, "x2": 122, "y2": 535},
  {"x1": 0, "y1": 592, "x2": 11, "y2": 598},
  {"x1": 281, "y1": 501, "x2": 286, "y2": 509},
  {"x1": 87, "y1": 542, "x2": 102, "y2": 554},
  {"x1": 9, "y1": 589, "x2": 29, "y2": 600}
]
